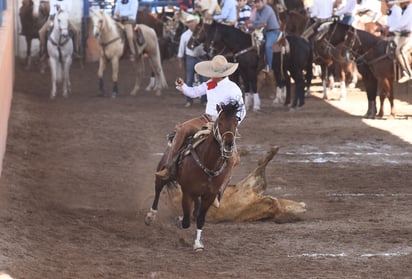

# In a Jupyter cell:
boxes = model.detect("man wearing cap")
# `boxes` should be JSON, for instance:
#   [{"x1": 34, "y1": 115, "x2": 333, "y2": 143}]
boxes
[
  {"x1": 156, "y1": 55, "x2": 246, "y2": 180},
  {"x1": 114, "y1": 0, "x2": 139, "y2": 62},
  {"x1": 177, "y1": 14, "x2": 208, "y2": 107},
  {"x1": 389, "y1": 0, "x2": 412, "y2": 83},
  {"x1": 38, "y1": 0, "x2": 79, "y2": 61},
  {"x1": 250, "y1": 0, "x2": 281, "y2": 73}
]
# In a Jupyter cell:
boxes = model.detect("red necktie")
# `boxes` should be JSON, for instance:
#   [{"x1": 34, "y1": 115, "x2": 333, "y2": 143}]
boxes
[{"x1": 207, "y1": 81, "x2": 218, "y2": 90}]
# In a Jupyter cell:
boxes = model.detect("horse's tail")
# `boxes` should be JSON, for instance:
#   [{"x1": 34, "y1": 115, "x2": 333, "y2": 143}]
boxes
[{"x1": 153, "y1": 41, "x2": 168, "y2": 89}]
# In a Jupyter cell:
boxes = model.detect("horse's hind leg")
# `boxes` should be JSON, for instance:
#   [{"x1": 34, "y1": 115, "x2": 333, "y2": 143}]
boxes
[
  {"x1": 25, "y1": 38, "x2": 32, "y2": 70},
  {"x1": 144, "y1": 178, "x2": 168, "y2": 225},
  {"x1": 62, "y1": 59, "x2": 72, "y2": 97}
]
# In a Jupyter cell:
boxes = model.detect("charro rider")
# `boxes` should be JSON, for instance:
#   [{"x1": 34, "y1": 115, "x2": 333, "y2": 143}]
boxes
[
  {"x1": 113, "y1": 0, "x2": 139, "y2": 62},
  {"x1": 156, "y1": 55, "x2": 246, "y2": 180},
  {"x1": 38, "y1": 0, "x2": 80, "y2": 61}
]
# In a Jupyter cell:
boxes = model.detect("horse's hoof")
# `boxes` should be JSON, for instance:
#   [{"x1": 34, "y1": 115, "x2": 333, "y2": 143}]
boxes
[
  {"x1": 111, "y1": 93, "x2": 117, "y2": 99},
  {"x1": 155, "y1": 90, "x2": 162, "y2": 97},
  {"x1": 175, "y1": 216, "x2": 183, "y2": 229},
  {"x1": 144, "y1": 211, "x2": 156, "y2": 225},
  {"x1": 193, "y1": 240, "x2": 204, "y2": 251}
]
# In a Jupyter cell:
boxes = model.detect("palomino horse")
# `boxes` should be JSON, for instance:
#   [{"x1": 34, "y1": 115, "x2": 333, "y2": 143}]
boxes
[
  {"x1": 145, "y1": 101, "x2": 242, "y2": 251},
  {"x1": 90, "y1": 9, "x2": 167, "y2": 97},
  {"x1": 342, "y1": 26, "x2": 396, "y2": 118},
  {"x1": 19, "y1": 0, "x2": 49, "y2": 70},
  {"x1": 47, "y1": 8, "x2": 73, "y2": 99}
]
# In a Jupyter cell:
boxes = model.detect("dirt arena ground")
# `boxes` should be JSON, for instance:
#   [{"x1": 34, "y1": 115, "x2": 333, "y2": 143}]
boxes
[{"x1": 1, "y1": 57, "x2": 412, "y2": 279}]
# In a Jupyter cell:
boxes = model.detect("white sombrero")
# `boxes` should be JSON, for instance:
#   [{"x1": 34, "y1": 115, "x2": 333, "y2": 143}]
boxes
[
  {"x1": 388, "y1": 0, "x2": 409, "y2": 4},
  {"x1": 195, "y1": 55, "x2": 238, "y2": 78}
]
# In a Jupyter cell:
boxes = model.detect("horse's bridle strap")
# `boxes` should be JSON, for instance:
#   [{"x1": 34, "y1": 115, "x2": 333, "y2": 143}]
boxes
[{"x1": 100, "y1": 37, "x2": 122, "y2": 48}]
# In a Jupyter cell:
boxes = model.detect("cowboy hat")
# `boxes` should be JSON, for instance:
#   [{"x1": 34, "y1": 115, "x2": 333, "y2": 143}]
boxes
[
  {"x1": 185, "y1": 14, "x2": 200, "y2": 24},
  {"x1": 388, "y1": 0, "x2": 410, "y2": 4},
  {"x1": 195, "y1": 55, "x2": 239, "y2": 78}
]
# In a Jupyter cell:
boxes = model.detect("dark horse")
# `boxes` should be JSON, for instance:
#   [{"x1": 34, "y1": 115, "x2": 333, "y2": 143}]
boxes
[
  {"x1": 272, "y1": 35, "x2": 313, "y2": 108},
  {"x1": 202, "y1": 22, "x2": 261, "y2": 111},
  {"x1": 342, "y1": 26, "x2": 396, "y2": 118},
  {"x1": 19, "y1": 0, "x2": 49, "y2": 70},
  {"x1": 145, "y1": 101, "x2": 241, "y2": 251}
]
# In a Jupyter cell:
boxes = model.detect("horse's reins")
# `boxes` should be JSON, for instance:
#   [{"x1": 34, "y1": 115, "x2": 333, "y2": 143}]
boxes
[
  {"x1": 189, "y1": 111, "x2": 236, "y2": 181},
  {"x1": 94, "y1": 19, "x2": 123, "y2": 57},
  {"x1": 344, "y1": 28, "x2": 393, "y2": 67},
  {"x1": 48, "y1": 12, "x2": 71, "y2": 63}
]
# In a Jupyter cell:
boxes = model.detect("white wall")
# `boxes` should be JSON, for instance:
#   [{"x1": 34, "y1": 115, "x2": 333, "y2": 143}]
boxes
[{"x1": 15, "y1": 0, "x2": 84, "y2": 58}]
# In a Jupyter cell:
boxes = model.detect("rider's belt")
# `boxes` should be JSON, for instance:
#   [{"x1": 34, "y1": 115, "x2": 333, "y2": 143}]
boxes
[
  {"x1": 266, "y1": 29, "x2": 279, "y2": 32},
  {"x1": 343, "y1": 13, "x2": 353, "y2": 17},
  {"x1": 388, "y1": 32, "x2": 396, "y2": 37}
]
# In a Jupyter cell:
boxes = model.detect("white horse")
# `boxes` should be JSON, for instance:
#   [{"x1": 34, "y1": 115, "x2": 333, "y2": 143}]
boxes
[
  {"x1": 90, "y1": 9, "x2": 168, "y2": 97},
  {"x1": 47, "y1": 8, "x2": 73, "y2": 99}
]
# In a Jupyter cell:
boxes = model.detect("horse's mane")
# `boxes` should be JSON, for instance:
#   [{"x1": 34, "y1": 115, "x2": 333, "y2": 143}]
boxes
[
  {"x1": 102, "y1": 11, "x2": 118, "y2": 33},
  {"x1": 219, "y1": 100, "x2": 241, "y2": 119}
]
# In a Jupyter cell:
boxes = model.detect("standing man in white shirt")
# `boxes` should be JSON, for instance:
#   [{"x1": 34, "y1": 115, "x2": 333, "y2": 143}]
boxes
[
  {"x1": 177, "y1": 14, "x2": 208, "y2": 107},
  {"x1": 310, "y1": 0, "x2": 335, "y2": 20}
]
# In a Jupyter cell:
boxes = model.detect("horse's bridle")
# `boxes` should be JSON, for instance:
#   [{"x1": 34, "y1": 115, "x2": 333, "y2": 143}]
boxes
[{"x1": 212, "y1": 110, "x2": 238, "y2": 159}]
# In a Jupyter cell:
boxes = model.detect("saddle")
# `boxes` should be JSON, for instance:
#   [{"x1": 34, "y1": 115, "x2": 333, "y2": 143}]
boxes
[{"x1": 165, "y1": 123, "x2": 213, "y2": 178}]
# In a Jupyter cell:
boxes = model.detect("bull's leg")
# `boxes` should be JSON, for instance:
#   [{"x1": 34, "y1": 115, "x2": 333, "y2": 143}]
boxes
[{"x1": 97, "y1": 56, "x2": 106, "y2": 97}]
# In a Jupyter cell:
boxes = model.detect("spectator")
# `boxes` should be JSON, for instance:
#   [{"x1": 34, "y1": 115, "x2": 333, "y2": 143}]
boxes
[
  {"x1": 177, "y1": 14, "x2": 208, "y2": 107},
  {"x1": 250, "y1": 0, "x2": 281, "y2": 72}
]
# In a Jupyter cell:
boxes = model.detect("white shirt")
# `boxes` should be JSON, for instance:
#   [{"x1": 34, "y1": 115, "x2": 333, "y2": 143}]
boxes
[
  {"x1": 179, "y1": 77, "x2": 246, "y2": 123},
  {"x1": 49, "y1": 0, "x2": 72, "y2": 16},
  {"x1": 389, "y1": 4, "x2": 412, "y2": 32},
  {"x1": 310, "y1": 0, "x2": 334, "y2": 19},
  {"x1": 178, "y1": 29, "x2": 207, "y2": 58},
  {"x1": 334, "y1": 0, "x2": 357, "y2": 16},
  {"x1": 387, "y1": 5, "x2": 402, "y2": 30}
]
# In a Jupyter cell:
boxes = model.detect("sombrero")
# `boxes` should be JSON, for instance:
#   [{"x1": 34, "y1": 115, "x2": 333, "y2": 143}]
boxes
[
  {"x1": 195, "y1": 55, "x2": 239, "y2": 78},
  {"x1": 388, "y1": 0, "x2": 409, "y2": 4}
]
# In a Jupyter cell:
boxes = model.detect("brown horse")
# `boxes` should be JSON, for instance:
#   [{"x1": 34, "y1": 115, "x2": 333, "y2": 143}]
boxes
[
  {"x1": 19, "y1": 0, "x2": 50, "y2": 70},
  {"x1": 145, "y1": 101, "x2": 241, "y2": 251},
  {"x1": 342, "y1": 26, "x2": 396, "y2": 118}
]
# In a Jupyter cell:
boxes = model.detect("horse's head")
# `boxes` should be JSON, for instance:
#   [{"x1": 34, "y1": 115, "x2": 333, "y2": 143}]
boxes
[
  {"x1": 54, "y1": 8, "x2": 70, "y2": 37},
  {"x1": 203, "y1": 21, "x2": 225, "y2": 57},
  {"x1": 90, "y1": 9, "x2": 106, "y2": 38},
  {"x1": 213, "y1": 100, "x2": 241, "y2": 158},
  {"x1": 187, "y1": 20, "x2": 207, "y2": 50}
]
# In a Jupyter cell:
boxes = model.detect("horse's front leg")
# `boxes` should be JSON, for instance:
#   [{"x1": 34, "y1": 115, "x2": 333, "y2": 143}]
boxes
[
  {"x1": 49, "y1": 58, "x2": 57, "y2": 99},
  {"x1": 97, "y1": 56, "x2": 106, "y2": 97},
  {"x1": 193, "y1": 193, "x2": 216, "y2": 251},
  {"x1": 25, "y1": 37, "x2": 32, "y2": 70},
  {"x1": 111, "y1": 57, "x2": 119, "y2": 98},
  {"x1": 62, "y1": 57, "x2": 72, "y2": 98},
  {"x1": 176, "y1": 193, "x2": 192, "y2": 229}
]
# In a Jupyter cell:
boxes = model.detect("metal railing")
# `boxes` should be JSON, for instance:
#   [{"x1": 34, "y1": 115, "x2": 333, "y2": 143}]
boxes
[{"x1": 0, "y1": 0, "x2": 7, "y2": 26}]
